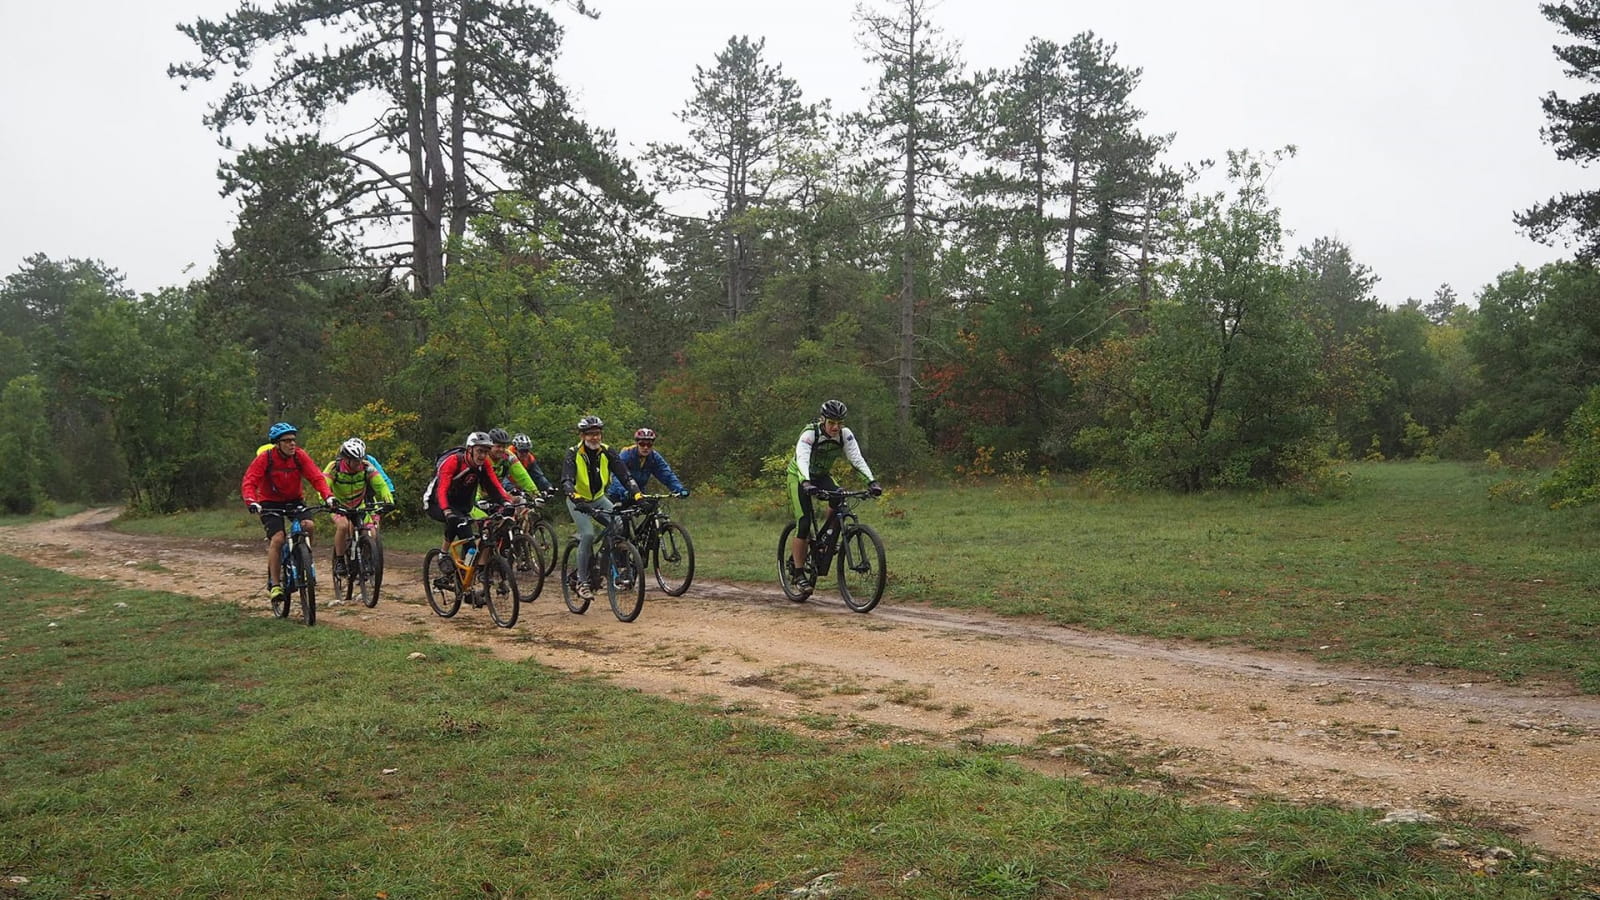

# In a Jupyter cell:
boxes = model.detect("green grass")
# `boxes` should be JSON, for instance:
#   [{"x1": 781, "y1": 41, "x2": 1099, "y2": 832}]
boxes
[
  {"x1": 110, "y1": 461, "x2": 1600, "y2": 691},
  {"x1": 3, "y1": 555, "x2": 1594, "y2": 898}
]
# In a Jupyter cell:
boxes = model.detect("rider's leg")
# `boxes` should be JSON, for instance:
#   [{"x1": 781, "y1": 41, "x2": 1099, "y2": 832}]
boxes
[
  {"x1": 266, "y1": 531, "x2": 286, "y2": 585},
  {"x1": 568, "y1": 497, "x2": 597, "y2": 580}
]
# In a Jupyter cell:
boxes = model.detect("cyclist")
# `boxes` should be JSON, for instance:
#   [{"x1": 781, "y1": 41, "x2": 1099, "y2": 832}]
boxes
[
  {"x1": 241, "y1": 422, "x2": 336, "y2": 605},
  {"x1": 606, "y1": 427, "x2": 690, "y2": 505},
  {"x1": 561, "y1": 415, "x2": 642, "y2": 600},
  {"x1": 510, "y1": 432, "x2": 556, "y2": 494},
  {"x1": 483, "y1": 427, "x2": 542, "y2": 502},
  {"x1": 322, "y1": 437, "x2": 395, "y2": 582},
  {"x1": 786, "y1": 400, "x2": 882, "y2": 590},
  {"x1": 426, "y1": 431, "x2": 518, "y2": 584}
]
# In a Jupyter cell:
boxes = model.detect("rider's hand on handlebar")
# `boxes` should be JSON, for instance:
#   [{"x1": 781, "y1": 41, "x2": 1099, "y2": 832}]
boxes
[
  {"x1": 800, "y1": 480, "x2": 817, "y2": 497},
  {"x1": 868, "y1": 480, "x2": 883, "y2": 498},
  {"x1": 247, "y1": 501, "x2": 263, "y2": 516},
  {"x1": 674, "y1": 488, "x2": 690, "y2": 499}
]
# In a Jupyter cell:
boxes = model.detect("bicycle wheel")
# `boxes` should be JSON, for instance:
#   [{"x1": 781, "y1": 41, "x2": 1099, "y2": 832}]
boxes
[
  {"x1": 651, "y1": 521, "x2": 695, "y2": 596},
  {"x1": 837, "y1": 523, "x2": 886, "y2": 613},
  {"x1": 532, "y1": 520, "x2": 559, "y2": 576},
  {"x1": 510, "y1": 530, "x2": 537, "y2": 573},
  {"x1": 559, "y1": 539, "x2": 590, "y2": 614},
  {"x1": 293, "y1": 540, "x2": 317, "y2": 626},
  {"x1": 366, "y1": 532, "x2": 384, "y2": 608},
  {"x1": 776, "y1": 523, "x2": 811, "y2": 602},
  {"x1": 423, "y1": 548, "x2": 462, "y2": 618},
  {"x1": 608, "y1": 540, "x2": 646, "y2": 623},
  {"x1": 481, "y1": 555, "x2": 521, "y2": 628},
  {"x1": 354, "y1": 534, "x2": 378, "y2": 608}
]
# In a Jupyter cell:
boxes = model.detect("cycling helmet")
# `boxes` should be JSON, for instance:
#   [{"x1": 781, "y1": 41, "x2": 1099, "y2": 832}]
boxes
[
  {"x1": 267, "y1": 422, "x2": 298, "y2": 441},
  {"x1": 339, "y1": 437, "x2": 366, "y2": 460},
  {"x1": 487, "y1": 427, "x2": 512, "y2": 445},
  {"x1": 634, "y1": 427, "x2": 657, "y2": 442},
  {"x1": 466, "y1": 431, "x2": 494, "y2": 448},
  {"x1": 818, "y1": 400, "x2": 848, "y2": 420},
  {"x1": 576, "y1": 415, "x2": 604, "y2": 433},
  {"x1": 511, "y1": 433, "x2": 533, "y2": 452}
]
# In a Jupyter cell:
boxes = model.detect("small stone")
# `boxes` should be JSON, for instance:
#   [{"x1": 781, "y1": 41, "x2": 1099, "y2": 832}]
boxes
[
  {"x1": 1378, "y1": 809, "x2": 1438, "y2": 825},
  {"x1": 1482, "y1": 846, "x2": 1516, "y2": 861},
  {"x1": 1431, "y1": 835, "x2": 1462, "y2": 851},
  {"x1": 381, "y1": 768, "x2": 398, "y2": 776},
  {"x1": 407, "y1": 652, "x2": 427, "y2": 661}
]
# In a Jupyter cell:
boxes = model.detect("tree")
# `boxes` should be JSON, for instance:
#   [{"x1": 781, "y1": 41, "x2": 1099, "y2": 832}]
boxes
[
  {"x1": 0, "y1": 376, "x2": 47, "y2": 513},
  {"x1": 1518, "y1": 1, "x2": 1600, "y2": 258},
  {"x1": 1069, "y1": 150, "x2": 1321, "y2": 490},
  {"x1": 171, "y1": 0, "x2": 648, "y2": 294},
  {"x1": 1422, "y1": 283, "x2": 1461, "y2": 325},
  {"x1": 646, "y1": 36, "x2": 821, "y2": 322},
  {"x1": 854, "y1": 0, "x2": 972, "y2": 428},
  {"x1": 1291, "y1": 237, "x2": 1384, "y2": 455}
]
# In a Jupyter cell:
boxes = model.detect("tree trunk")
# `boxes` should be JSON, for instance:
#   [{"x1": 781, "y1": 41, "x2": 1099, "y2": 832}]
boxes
[
  {"x1": 897, "y1": 16, "x2": 919, "y2": 430},
  {"x1": 401, "y1": 6, "x2": 432, "y2": 295},
  {"x1": 419, "y1": 0, "x2": 447, "y2": 294}
]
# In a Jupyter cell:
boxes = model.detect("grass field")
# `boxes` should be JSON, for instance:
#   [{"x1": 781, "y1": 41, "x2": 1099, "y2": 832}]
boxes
[
  {"x1": 115, "y1": 461, "x2": 1600, "y2": 692},
  {"x1": 5, "y1": 554, "x2": 1597, "y2": 898}
]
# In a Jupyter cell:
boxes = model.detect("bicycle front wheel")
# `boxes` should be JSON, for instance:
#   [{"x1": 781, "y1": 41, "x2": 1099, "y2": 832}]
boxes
[
  {"x1": 482, "y1": 555, "x2": 521, "y2": 628},
  {"x1": 559, "y1": 539, "x2": 590, "y2": 614},
  {"x1": 608, "y1": 540, "x2": 646, "y2": 623},
  {"x1": 293, "y1": 540, "x2": 317, "y2": 626},
  {"x1": 423, "y1": 548, "x2": 462, "y2": 618},
  {"x1": 651, "y1": 522, "x2": 695, "y2": 596},
  {"x1": 365, "y1": 533, "x2": 384, "y2": 607},
  {"x1": 776, "y1": 523, "x2": 810, "y2": 602},
  {"x1": 532, "y1": 520, "x2": 559, "y2": 576},
  {"x1": 837, "y1": 523, "x2": 886, "y2": 613}
]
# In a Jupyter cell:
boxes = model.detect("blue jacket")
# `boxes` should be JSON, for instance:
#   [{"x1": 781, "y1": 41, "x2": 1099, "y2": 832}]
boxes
[{"x1": 606, "y1": 444, "x2": 686, "y2": 501}]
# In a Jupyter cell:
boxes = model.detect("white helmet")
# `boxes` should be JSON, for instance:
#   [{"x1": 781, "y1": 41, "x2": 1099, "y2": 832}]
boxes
[
  {"x1": 340, "y1": 437, "x2": 367, "y2": 460},
  {"x1": 466, "y1": 431, "x2": 494, "y2": 448}
]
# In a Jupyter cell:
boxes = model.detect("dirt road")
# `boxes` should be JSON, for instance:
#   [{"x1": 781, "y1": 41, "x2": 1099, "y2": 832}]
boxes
[{"x1": 7, "y1": 508, "x2": 1599, "y2": 861}]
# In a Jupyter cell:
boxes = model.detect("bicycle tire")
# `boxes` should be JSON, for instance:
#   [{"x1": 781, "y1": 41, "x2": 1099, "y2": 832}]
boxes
[
  {"x1": 510, "y1": 531, "x2": 537, "y2": 574},
  {"x1": 482, "y1": 554, "x2": 521, "y2": 628},
  {"x1": 776, "y1": 522, "x2": 811, "y2": 602},
  {"x1": 608, "y1": 539, "x2": 646, "y2": 622},
  {"x1": 423, "y1": 548, "x2": 462, "y2": 618},
  {"x1": 651, "y1": 521, "x2": 695, "y2": 596},
  {"x1": 293, "y1": 540, "x2": 316, "y2": 626},
  {"x1": 532, "y1": 520, "x2": 559, "y2": 576},
  {"x1": 354, "y1": 534, "x2": 377, "y2": 607},
  {"x1": 559, "y1": 539, "x2": 590, "y2": 614},
  {"x1": 837, "y1": 523, "x2": 886, "y2": 613},
  {"x1": 366, "y1": 532, "x2": 384, "y2": 608}
]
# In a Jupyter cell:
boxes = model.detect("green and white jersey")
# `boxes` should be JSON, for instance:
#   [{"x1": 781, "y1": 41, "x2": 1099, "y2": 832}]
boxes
[{"x1": 786, "y1": 422, "x2": 874, "y2": 482}]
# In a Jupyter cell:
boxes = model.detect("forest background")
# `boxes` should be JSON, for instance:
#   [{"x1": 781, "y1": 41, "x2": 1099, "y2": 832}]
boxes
[{"x1": 7, "y1": 0, "x2": 1600, "y2": 517}]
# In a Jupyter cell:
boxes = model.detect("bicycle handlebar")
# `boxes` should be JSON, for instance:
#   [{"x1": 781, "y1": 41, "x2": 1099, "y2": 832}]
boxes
[{"x1": 813, "y1": 488, "x2": 874, "y2": 502}]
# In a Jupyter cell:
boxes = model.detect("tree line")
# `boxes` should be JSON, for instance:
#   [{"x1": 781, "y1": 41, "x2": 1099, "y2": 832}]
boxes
[{"x1": 4, "y1": 0, "x2": 1600, "y2": 515}]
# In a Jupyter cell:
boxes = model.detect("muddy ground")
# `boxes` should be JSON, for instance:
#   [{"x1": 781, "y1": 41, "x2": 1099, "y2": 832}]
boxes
[{"x1": 6, "y1": 508, "x2": 1598, "y2": 861}]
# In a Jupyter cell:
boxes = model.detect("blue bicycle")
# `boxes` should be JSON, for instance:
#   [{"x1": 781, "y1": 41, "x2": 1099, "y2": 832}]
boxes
[{"x1": 272, "y1": 504, "x2": 327, "y2": 626}]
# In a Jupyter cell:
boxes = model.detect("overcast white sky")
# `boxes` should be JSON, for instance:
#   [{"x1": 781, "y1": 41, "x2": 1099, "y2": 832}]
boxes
[{"x1": 0, "y1": 0, "x2": 1587, "y2": 305}]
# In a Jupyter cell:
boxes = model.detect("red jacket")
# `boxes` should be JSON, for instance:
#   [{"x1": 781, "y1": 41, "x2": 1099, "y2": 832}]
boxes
[
  {"x1": 433, "y1": 449, "x2": 513, "y2": 515},
  {"x1": 242, "y1": 447, "x2": 334, "y2": 506}
]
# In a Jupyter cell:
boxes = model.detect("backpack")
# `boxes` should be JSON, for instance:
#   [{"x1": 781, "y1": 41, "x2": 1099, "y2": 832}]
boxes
[
  {"x1": 421, "y1": 446, "x2": 468, "y2": 521},
  {"x1": 365, "y1": 454, "x2": 395, "y2": 492}
]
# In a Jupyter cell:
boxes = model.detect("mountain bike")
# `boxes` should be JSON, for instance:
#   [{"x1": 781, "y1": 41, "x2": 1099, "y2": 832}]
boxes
[
  {"x1": 776, "y1": 489, "x2": 886, "y2": 613},
  {"x1": 271, "y1": 504, "x2": 327, "y2": 626},
  {"x1": 329, "y1": 502, "x2": 393, "y2": 608},
  {"x1": 509, "y1": 490, "x2": 561, "y2": 578},
  {"x1": 559, "y1": 502, "x2": 647, "y2": 622},
  {"x1": 423, "y1": 501, "x2": 523, "y2": 627},
  {"x1": 616, "y1": 493, "x2": 695, "y2": 596}
]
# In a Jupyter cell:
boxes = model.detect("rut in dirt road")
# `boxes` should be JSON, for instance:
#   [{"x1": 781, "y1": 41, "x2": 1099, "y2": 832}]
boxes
[{"x1": 6, "y1": 507, "x2": 1600, "y2": 862}]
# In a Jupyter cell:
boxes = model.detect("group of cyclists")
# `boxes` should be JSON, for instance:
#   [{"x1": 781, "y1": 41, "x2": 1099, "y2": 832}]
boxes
[{"x1": 239, "y1": 400, "x2": 880, "y2": 608}]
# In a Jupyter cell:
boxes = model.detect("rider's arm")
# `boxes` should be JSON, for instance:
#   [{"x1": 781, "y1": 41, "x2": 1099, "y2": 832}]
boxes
[
  {"x1": 840, "y1": 428, "x2": 875, "y2": 482},
  {"x1": 648, "y1": 453, "x2": 686, "y2": 494},
  {"x1": 241, "y1": 453, "x2": 268, "y2": 507},
  {"x1": 793, "y1": 428, "x2": 815, "y2": 478},
  {"x1": 368, "y1": 465, "x2": 395, "y2": 505},
  {"x1": 560, "y1": 448, "x2": 579, "y2": 496},
  {"x1": 524, "y1": 455, "x2": 554, "y2": 492},
  {"x1": 506, "y1": 458, "x2": 537, "y2": 494},
  {"x1": 482, "y1": 461, "x2": 514, "y2": 504},
  {"x1": 606, "y1": 448, "x2": 642, "y2": 496}
]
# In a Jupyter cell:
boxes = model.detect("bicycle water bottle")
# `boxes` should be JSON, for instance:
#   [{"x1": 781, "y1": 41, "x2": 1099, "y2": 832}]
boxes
[{"x1": 463, "y1": 546, "x2": 477, "y2": 569}]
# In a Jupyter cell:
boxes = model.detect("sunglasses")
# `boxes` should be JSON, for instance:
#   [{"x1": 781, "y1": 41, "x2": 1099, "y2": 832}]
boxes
[{"x1": 637, "y1": 441, "x2": 654, "y2": 447}]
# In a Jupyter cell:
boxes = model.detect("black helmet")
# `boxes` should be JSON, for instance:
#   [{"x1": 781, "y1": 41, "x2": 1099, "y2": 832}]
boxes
[
  {"x1": 576, "y1": 415, "x2": 604, "y2": 433},
  {"x1": 487, "y1": 427, "x2": 512, "y2": 445},
  {"x1": 819, "y1": 399, "x2": 848, "y2": 420}
]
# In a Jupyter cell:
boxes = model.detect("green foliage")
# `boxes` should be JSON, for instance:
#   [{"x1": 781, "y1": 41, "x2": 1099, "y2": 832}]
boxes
[
  {"x1": 400, "y1": 205, "x2": 642, "y2": 461},
  {"x1": 1518, "y1": 0, "x2": 1600, "y2": 259},
  {"x1": 1541, "y1": 386, "x2": 1600, "y2": 508},
  {"x1": 1070, "y1": 150, "x2": 1323, "y2": 490},
  {"x1": 0, "y1": 375, "x2": 47, "y2": 513}
]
